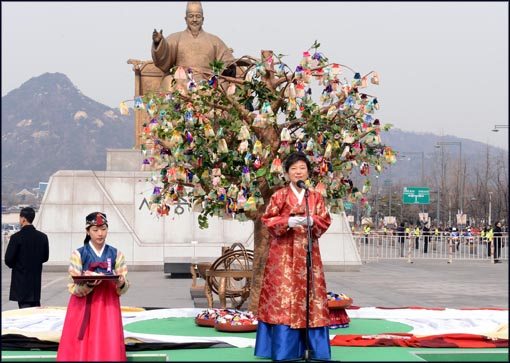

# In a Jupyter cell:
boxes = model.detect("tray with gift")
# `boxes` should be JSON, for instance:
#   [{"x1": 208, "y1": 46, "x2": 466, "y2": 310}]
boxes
[
  {"x1": 214, "y1": 310, "x2": 258, "y2": 332},
  {"x1": 195, "y1": 308, "x2": 221, "y2": 327},
  {"x1": 72, "y1": 274, "x2": 119, "y2": 282},
  {"x1": 327, "y1": 291, "x2": 353, "y2": 309}
]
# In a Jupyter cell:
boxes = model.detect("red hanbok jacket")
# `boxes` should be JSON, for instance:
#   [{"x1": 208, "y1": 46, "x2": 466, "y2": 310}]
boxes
[{"x1": 258, "y1": 186, "x2": 331, "y2": 329}]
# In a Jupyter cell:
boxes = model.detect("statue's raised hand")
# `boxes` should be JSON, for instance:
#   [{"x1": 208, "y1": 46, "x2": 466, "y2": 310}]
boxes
[{"x1": 152, "y1": 29, "x2": 163, "y2": 46}]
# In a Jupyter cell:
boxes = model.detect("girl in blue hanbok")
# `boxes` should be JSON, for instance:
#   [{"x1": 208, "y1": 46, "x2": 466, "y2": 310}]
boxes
[{"x1": 57, "y1": 212, "x2": 129, "y2": 361}]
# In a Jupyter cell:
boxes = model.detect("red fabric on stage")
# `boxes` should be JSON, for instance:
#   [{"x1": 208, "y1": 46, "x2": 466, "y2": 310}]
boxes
[
  {"x1": 56, "y1": 280, "x2": 126, "y2": 361},
  {"x1": 330, "y1": 333, "x2": 508, "y2": 348},
  {"x1": 352, "y1": 306, "x2": 508, "y2": 311}
]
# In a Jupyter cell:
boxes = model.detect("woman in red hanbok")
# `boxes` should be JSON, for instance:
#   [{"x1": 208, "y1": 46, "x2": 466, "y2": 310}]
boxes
[
  {"x1": 57, "y1": 212, "x2": 129, "y2": 361},
  {"x1": 255, "y1": 152, "x2": 332, "y2": 361}
]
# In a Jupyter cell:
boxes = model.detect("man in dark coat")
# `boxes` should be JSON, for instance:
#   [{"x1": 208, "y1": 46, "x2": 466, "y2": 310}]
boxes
[
  {"x1": 422, "y1": 224, "x2": 431, "y2": 254},
  {"x1": 493, "y1": 221, "x2": 503, "y2": 263},
  {"x1": 396, "y1": 222, "x2": 406, "y2": 257},
  {"x1": 5, "y1": 207, "x2": 49, "y2": 308}
]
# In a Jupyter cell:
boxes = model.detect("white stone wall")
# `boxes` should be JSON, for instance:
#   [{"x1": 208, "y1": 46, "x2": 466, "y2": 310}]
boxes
[
  {"x1": 33, "y1": 170, "x2": 255, "y2": 266},
  {"x1": 33, "y1": 150, "x2": 360, "y2": 269}
]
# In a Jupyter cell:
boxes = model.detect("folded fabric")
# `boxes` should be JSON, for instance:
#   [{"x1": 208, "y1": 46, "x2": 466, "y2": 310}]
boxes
[{"x1": 331, "y1": 333, "x2": 508, "y2": 348}]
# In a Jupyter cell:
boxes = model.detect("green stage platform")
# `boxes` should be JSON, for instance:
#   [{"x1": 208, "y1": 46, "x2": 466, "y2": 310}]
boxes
[
  {"x1": 2, "y1": 347, "x2": 508, "y2": 362},
  {"x1": 2, "y1": 317, "x2": 508, "y2": 361}
]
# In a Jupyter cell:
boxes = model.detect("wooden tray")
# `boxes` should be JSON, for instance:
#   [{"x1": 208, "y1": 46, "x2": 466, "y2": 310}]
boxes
[
  {"x1": 327, "y1": 298, "x2": 353, "y2": 309},
  {"x1": 214, "y1": 322, "x2": 257, "y2": 332},
  {"x1": 72, "y1": 275, "x2": 119, "y2": 282},
  {"x1": 195, "y1": 317, "x2": 215, "y2": 327}
]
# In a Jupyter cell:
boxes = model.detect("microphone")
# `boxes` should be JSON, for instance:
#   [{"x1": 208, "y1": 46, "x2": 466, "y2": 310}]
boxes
[{"x1": 296, "y1": 180, "x2": 308, "y2": 190}]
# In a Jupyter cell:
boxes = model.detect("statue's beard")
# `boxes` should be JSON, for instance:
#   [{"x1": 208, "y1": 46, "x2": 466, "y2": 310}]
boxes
[{"x1": 188, "y1": 23, "x2": 202, "y2": 35}]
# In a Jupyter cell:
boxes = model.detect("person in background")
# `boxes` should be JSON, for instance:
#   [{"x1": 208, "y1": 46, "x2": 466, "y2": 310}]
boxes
[
  {"x1": 57, "y1": 212, "x2": 129, "y2": 361},
  {"x1": 255, "y1": 152, "x2": 332, "y2": 361},
  {"x1": 405, "y1": 225, "x2": 411, "y2": 241},
  {"x1": 486, "y1": 225, "x2": 494, "y2": 258},
  {"x1": 451, "y1": 227, "x2": 460, "y2": 251},
  {"x1": 422, "y1": 224, "x2": 431, "y2": 253},
  {"x1": 493, "y1": 221, "x2": 503, "y2": 263},
  {"x1": 433, "y1": 225, "x2": 440, "y2": 251},
  {"x1": 5, "y1": 207, "x2": 49, "y2": 309},
  {"x1": 414, "y1": 225, "x2": 420, "y2": 250},
  {"x1": 396, "y1": 222, "x2": 406, "y2": 257},
  {"x1": 363, "y1": 224, "x2": 371, "y2": 244}
]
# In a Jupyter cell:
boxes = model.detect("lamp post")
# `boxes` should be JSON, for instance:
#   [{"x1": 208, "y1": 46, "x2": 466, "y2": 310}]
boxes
[
  {"x1": 383, "y1": 164, "x2": 394, "y2": 222},
  {"x1": 429, "y1": 190, "x2": 440, "y2": 225},
  {"x1": 438, "y1": 147, "x2": 445, "y2": 226},
  {"x1": 375, "y1": 175, "x2": 380, "y2": 228},
  {"x1": 386, "y1": 181, "x2": 393, "y2": 217},
  {"x1": 488, "y1": 191, "x2": 493, "y2": 226},
  {"x1": 399, "y1": 151, "x2": 425, "y2": 217},
  {"x1": 435, "y1": 141, "x2": 463, "y2": 217},
  {"x1": 486, "y1": 124, "x2": 503, "y2": 226},
  {"x1": 355, "y1": 202, "x2": 360, "y2": 227},
  {"x1": 468, "y1": 196, "x2": 477, "y2": 226}
]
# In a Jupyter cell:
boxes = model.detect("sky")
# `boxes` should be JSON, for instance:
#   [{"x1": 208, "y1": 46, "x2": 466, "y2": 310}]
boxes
[{"x1": 2, "y1": 1, "x2": 508, "y2": 150}]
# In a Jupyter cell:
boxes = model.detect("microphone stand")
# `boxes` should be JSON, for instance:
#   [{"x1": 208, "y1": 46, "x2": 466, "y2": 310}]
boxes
[
  {"x1": 301, "y1": 187, "x2": 331, "y2": 362},
  {"x1": 303, "y1": 187, "x2": 315, "y2": 361}
]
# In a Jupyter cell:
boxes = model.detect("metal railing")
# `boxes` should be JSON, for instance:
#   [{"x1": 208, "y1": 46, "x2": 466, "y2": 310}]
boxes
[
  {"x1": 354, "y1": 233, "x2": 508, "y2": 264},
  {"x1": 3, "y1": 230, "x2": 507, "y2": 265}
]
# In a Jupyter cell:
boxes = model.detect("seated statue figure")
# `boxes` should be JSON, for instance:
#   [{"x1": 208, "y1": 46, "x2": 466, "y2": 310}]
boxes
[{"x1": 151, "y1": 1, "x2": 236, "y2": 91}]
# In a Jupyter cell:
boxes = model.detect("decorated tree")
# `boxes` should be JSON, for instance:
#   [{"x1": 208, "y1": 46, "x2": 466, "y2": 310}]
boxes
[{"x1": 124, "y1": 42, "x2": 396, "y2": 312}]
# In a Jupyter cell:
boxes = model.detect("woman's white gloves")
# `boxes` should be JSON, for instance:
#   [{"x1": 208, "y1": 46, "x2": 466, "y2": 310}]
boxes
[
  {"x1": 288, "y1": 216, "x2": 301, "y2": 228},
  {"x1": 288, "y1": 216, "x2": 314, "y2": 227}
]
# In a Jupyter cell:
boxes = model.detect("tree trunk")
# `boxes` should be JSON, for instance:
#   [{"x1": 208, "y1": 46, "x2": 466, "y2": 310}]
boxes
[{"x1": 248, "y1": 218, "x2": 270, "y2": 313}]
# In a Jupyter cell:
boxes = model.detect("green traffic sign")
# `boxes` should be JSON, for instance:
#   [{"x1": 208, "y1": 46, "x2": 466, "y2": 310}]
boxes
[{"x1": 402, "y1": 187, "x2": 430, "y2": 204}]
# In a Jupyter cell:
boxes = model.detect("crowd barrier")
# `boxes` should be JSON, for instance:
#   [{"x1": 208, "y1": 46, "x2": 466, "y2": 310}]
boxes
[
  {"x1": 352, "y1": 233, "x2": 508, "y2": 263},
  {"x1": 3, "y1": 232, "x2": 507, "y2": 265}
]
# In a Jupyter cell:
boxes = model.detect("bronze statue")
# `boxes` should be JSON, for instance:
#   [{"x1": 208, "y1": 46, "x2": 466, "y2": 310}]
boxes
[{"x1": 151, "y1": 1, "x2": 236, "y2": 90}]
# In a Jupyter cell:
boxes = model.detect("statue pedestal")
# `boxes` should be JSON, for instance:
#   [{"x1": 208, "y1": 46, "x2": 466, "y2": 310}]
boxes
[{"x1": 106, "y1": 149, "x2": 143, "y2": 171}]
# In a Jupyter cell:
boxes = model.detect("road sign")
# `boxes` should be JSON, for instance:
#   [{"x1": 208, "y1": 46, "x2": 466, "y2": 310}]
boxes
[{"x1": 402, "y1": 187, "x2": 430, "y2": 204}]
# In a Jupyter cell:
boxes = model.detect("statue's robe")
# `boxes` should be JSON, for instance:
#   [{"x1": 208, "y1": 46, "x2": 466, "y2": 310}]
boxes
[{"x1": 152, "y1": 28, "x2": 235, "y2": 89}]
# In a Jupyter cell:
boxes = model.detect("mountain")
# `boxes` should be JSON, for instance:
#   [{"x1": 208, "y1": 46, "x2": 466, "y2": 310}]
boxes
[
  {"x1": 378, "y1": 128, "x2": 507, "y2": 185},
  {"x1": 1, "y1": 72, "x2": 134, "y2": 194},
  {"x1": 1, "y1": 72, "x2": 506, "y2": 197}
]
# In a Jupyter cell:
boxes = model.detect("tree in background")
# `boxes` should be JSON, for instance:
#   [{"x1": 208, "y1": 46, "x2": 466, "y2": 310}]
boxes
[{"x1": 129, "y1": 42, "x2": 395, "y2": 311}]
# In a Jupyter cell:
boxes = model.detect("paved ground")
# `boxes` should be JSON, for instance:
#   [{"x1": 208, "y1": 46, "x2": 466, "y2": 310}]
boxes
[{"x1": 2, "y1": 259, "x2": 508, "y2": 311}]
